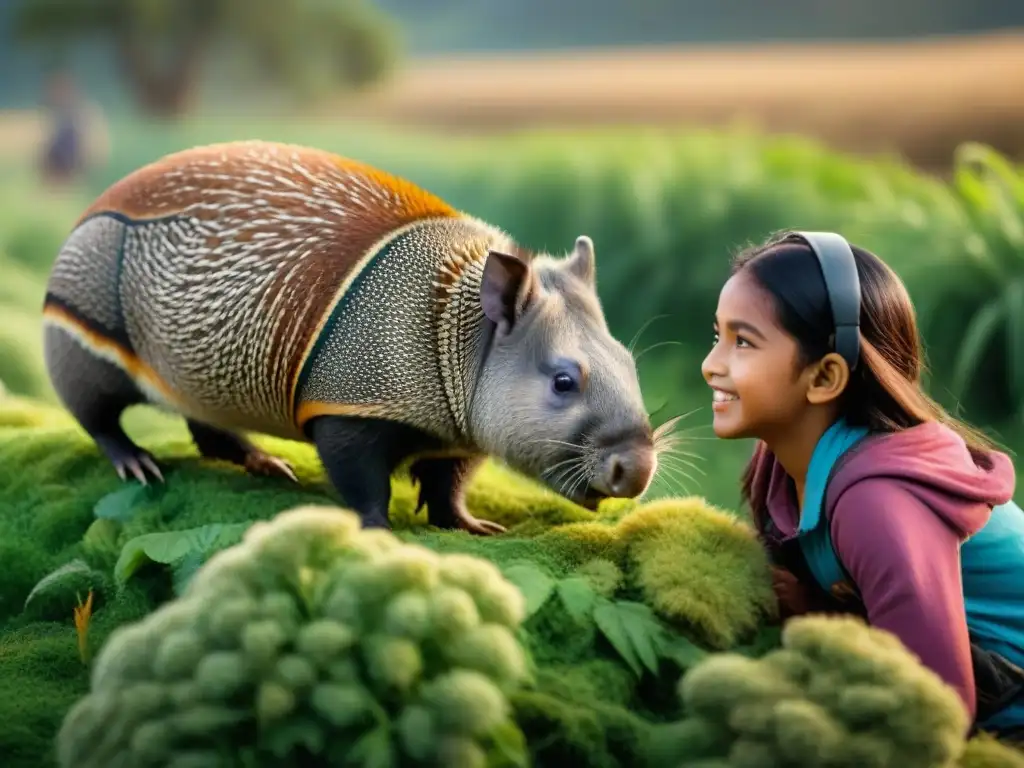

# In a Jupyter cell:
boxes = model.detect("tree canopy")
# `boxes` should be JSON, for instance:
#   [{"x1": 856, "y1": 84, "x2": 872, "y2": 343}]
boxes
[{"x1": 12, "y1": 0, "x2": 401, "y2": 116}]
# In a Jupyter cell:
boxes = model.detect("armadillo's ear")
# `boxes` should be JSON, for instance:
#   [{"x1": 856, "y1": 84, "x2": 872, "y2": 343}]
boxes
[
  {"x1": 481, "y1": 249, "x2": 536, "y2": 336},
  {"x1": 565, "y1": 235, "x2": 595, "y2": 287}
]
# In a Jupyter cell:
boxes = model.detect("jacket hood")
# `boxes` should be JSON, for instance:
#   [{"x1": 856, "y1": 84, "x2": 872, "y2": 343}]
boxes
[{"x1": 827, "y1": 420, "x2": 1017, "y2": 539}]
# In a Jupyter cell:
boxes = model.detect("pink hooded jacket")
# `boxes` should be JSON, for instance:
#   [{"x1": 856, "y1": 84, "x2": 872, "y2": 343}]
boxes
[{"x1": 749, "y1": 421, "x2": 1018, "y2": 719}]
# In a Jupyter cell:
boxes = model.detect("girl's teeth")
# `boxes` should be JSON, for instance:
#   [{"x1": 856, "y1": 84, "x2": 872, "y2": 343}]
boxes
[{"x1": 713, "y1": 390, "x2": 738, "y2": 402}]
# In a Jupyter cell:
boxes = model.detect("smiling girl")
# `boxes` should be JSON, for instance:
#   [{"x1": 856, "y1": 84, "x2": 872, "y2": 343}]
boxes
[{"x1": 702, "y1": 229, "x2": 1024, "y2": 738}]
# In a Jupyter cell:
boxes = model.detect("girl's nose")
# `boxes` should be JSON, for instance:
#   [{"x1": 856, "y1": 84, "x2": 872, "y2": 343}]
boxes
[{"x1": 701, "y1": 348, "x2": 725, "y2": 383}]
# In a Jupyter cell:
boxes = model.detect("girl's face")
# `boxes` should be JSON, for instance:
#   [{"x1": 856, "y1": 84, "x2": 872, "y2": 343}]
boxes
[{"x1": 701, "y1": 270, "x2": 813, "y2": 440}]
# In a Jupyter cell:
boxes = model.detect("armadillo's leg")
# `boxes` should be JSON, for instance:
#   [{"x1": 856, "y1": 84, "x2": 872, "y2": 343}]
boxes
[
  {"x1": 42, "y1": 324, "x2": 163, "y2": 484},
  {"x1": 409, "y1": 456, "x2": 506, "y2": 536},
  {"x1": 186, "y1": 420, "x2": 298, "y2": 483},
  {"x1": 307, "y1": 415, "x2": 440, "y2": 530}
]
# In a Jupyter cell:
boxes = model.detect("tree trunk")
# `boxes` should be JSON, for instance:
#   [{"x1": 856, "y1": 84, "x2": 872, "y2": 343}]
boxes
[{"x1": 114, "y1": 31, "x2": 208, "y2": 118}]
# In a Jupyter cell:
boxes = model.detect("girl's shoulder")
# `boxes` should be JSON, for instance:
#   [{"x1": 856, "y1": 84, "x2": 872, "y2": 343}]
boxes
[{"x1": 827, "y1": 421, "x2": 1016, "y2": 531}]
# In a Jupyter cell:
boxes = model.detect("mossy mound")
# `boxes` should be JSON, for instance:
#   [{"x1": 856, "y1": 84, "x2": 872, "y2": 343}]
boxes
[{"x1": 2, "y1": 394, "x2": 1023, "y2": 767}]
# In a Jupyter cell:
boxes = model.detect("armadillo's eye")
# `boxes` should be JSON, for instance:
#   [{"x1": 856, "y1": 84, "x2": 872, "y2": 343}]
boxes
[{"x1": 552, "y1": 372, "x2": 578, "y2": 394}]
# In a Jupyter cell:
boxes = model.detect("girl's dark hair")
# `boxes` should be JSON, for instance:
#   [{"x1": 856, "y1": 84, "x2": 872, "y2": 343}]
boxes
[{"x1": 733, "y1": 230, "x2": 999, "y2": 525}]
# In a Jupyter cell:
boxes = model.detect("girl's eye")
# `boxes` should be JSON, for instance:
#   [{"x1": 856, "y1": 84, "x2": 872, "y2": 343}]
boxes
[{"x1": 736, "y1": 335, "x2": 751, "y2": 348}]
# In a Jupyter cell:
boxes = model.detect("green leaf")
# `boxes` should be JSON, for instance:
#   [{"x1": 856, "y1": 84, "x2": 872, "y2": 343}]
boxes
[
  {"x1": 82, "y1": 518, "x2": 121, "y2": 556},
  {"x1": 502, "y1": 562, "x2": 556, "y2": 618},
  {"x1": 114, "y1": 522, "x2": 252, "y2": 584},
  {"x1": 556, "y1": 576, "x2": 598, "y2": 624},
  {"x1": 593, "y1": 599, "x2": 664, "y2": 677},
  {"x1": 657, "y1": 632, "x2": 710, "y2": 670},
  {"x1": 23, "y1": 558, "x2": 98, "y2": 612},
  {"x1": 610, "y1": 600, "x2": 663, "y2": 676},
  {"x1": 171, "y1": 549, "x2": 208, "y2": 596},
  {"x1": 93, "y1": 482, "x2": 164, "y2": 522},
  {"x1": 951, "y1": 298, "x2": 1006, "y2": 398}
]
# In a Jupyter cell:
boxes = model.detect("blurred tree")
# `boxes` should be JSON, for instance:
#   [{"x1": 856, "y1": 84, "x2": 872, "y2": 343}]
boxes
[{"x1": 11, "y1": 0, "x2": 401, "y2": 117}]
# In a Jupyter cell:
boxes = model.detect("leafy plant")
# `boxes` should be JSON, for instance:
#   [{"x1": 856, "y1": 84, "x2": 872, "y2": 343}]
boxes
[
  {"x1": 941, "y1": 144, "x2": 1024, "y2": 422},
  {"x1": 501, "y1": 560, "x2": 711, "y2": 679},
  {"x1": 115, "y1": 522, "x2": 253, "y2": 594}
]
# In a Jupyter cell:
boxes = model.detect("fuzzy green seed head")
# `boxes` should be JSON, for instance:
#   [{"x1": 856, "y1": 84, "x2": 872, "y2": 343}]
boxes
[
  {"x1": 322, "y1": 583, "x2": 364, "y2": 629},
  {"x1": 376, "y1": 548, "x2": 441, "y2": 594},
  {"x1": 771, "y1": 699, "x2": 846, "y2": 763},
  {"x1": 259, "y1": 591, "x2": 302, "y2": 632},
  {"x1": 430, "y1": 586, "x2": 481, "y2": 635},
  {"x1": 437, "y1": 554, "x2": 501, "y2": 595},
  {"x1": 89, "y1": 624, "x2": 157, "y2": 691},
  {"x1": 274, "y1": 654, "x2": 318, "y2": 692},
  {"x1": 119, "y1": 681, "x2": 168, "y2": 720},
  {"x1": 309, "y1": 683, "x2": 372, "y2": 729},
  {"x1": 129, "y1": 720, "x2": 174, "y2": 762},
  {"x1": 205, "y1": 595, "x2": 259, "y2": 646},
  {"x1": 834, "y1": 684, "x2": 901, "y2": 728},
  {"x1": 436, "y1": 736, "x2": 487, "y2": 768},
  {"x1": 240, "y1": 619, "x2": 289, "y2": 671},
  {"x1": 168, "y1": 682, "x2": 202, "y2": 709},
  {"x1": 656, "y1": 614, "x2": 972, "y2": 768},
  {"x1": 467, "y1": 579, "x2": 527, "y2": 628},
  {"x1": 444, "y1": 624, "x2": 528, "y2": 687},
  {"x1": 681, "y1": 654, "x2": 792, "y2": 720},
  {"x1": 384, "y1": 590, "x2": 431, "y2": 639},
  {"x1": 194, "y1": 651, "x2": 250, "y2": 701},
  {"x1": 420, "y1": 669, "x2": 509, "y2": 737},
  {"x1": 357, "y1": 528, "x2": 402, "y2": 557},
  {"x1": 188, "y1": 547, "x2": 262, "y2": 597},
  {"x1": 728, "y1": 739, "x2": 778, "y2": 768},
  {"x1": 57, "y1": 502, "x2": 531, "y2": 768},
  {"x1": 256, "y1": 682, "x2": 295, "y2": 724},
  {"x1": 437, "y1": 556, "x2": 526, "y2": 626},
  {"x1": 154, "y1": 631, "x2": 205, "y2": 681},
  {"x1": 296, "y1": 619, "x2": 356, "y2": 668},
  {"x1": 397, "y1": 705, "x2": 436, "y2": 761},
  {"x1": 364, "y1": 635, "x2": 423, "y2": 692}
]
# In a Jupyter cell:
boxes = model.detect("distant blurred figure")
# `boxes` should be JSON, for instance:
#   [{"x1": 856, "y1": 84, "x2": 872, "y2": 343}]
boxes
[{"x1": 39, "y1": 69, "x2": 109, "y2": 186}]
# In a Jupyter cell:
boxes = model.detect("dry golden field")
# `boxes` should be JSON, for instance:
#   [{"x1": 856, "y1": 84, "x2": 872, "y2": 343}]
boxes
[
  {"x1": 328, "y1": 29, "x2": 1024, "y2": 172},
  {"x1": 2, "y1": 29, "x2": 1023, "y2": 173}
]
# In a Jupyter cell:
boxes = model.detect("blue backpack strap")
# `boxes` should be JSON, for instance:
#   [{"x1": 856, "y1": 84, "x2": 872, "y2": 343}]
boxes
[{"x1": 797, "y1": 420, "x2": 871, "y2": 594}]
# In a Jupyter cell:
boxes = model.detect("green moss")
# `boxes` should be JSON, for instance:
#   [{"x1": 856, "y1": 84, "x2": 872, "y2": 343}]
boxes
[
  {"x1": 537, "y1": 498, "x2": 779, "y2": 650},
  {"x1": 2, "y1": 397, "x2": 1022, "y2": 767}
]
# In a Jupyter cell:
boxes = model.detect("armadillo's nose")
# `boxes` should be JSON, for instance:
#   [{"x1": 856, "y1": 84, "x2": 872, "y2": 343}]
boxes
[{"x1": 591, "y1": 439, "x2": 657, "y2": 499}]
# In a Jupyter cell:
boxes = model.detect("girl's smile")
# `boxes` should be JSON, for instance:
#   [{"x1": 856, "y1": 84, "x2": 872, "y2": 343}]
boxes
[{"x1": 711, "y1": 386, "x2": 739, "y2": 411}]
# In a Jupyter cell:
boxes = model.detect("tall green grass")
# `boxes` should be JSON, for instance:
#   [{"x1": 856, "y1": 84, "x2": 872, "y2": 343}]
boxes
[{"x1": 1, "y1": 117, "x2": 1021, "y2": 510}]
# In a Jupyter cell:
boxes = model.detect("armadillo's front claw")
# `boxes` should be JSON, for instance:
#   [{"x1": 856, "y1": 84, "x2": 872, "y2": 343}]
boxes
[
  {"x1": 113, "y1": 452, "x2": 164, "y2": 485},
  {"x1": 455, "y1": 512, "x2": 507, "y2": 536},
  {"x1": 244, "y1": 451, "x2": 299, "y2": 483}
]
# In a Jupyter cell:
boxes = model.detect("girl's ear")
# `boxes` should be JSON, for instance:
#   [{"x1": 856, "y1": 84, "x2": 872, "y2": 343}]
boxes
[{"x1": 805, "y1": 352, "x2": 850, "y2": 405}]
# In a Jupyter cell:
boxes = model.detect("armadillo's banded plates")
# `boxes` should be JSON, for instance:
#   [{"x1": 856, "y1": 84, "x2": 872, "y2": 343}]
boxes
[
  {"x1": 45, "y1": 140, "x2": 468, "y2": 439},
  {"x1": 293, "y1": 216, "x2": 500, "y2": 444}
]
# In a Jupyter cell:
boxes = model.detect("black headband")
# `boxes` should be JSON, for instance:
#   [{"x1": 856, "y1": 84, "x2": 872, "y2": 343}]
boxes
[{"x1": 790, "y1": 231, "x2": 861, "y2": 371}]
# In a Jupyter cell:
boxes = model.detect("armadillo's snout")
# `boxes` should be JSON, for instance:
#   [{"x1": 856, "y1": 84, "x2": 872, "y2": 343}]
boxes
[{"x1": 590, "y1": 439, "x2": 656, "y2": 500}]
